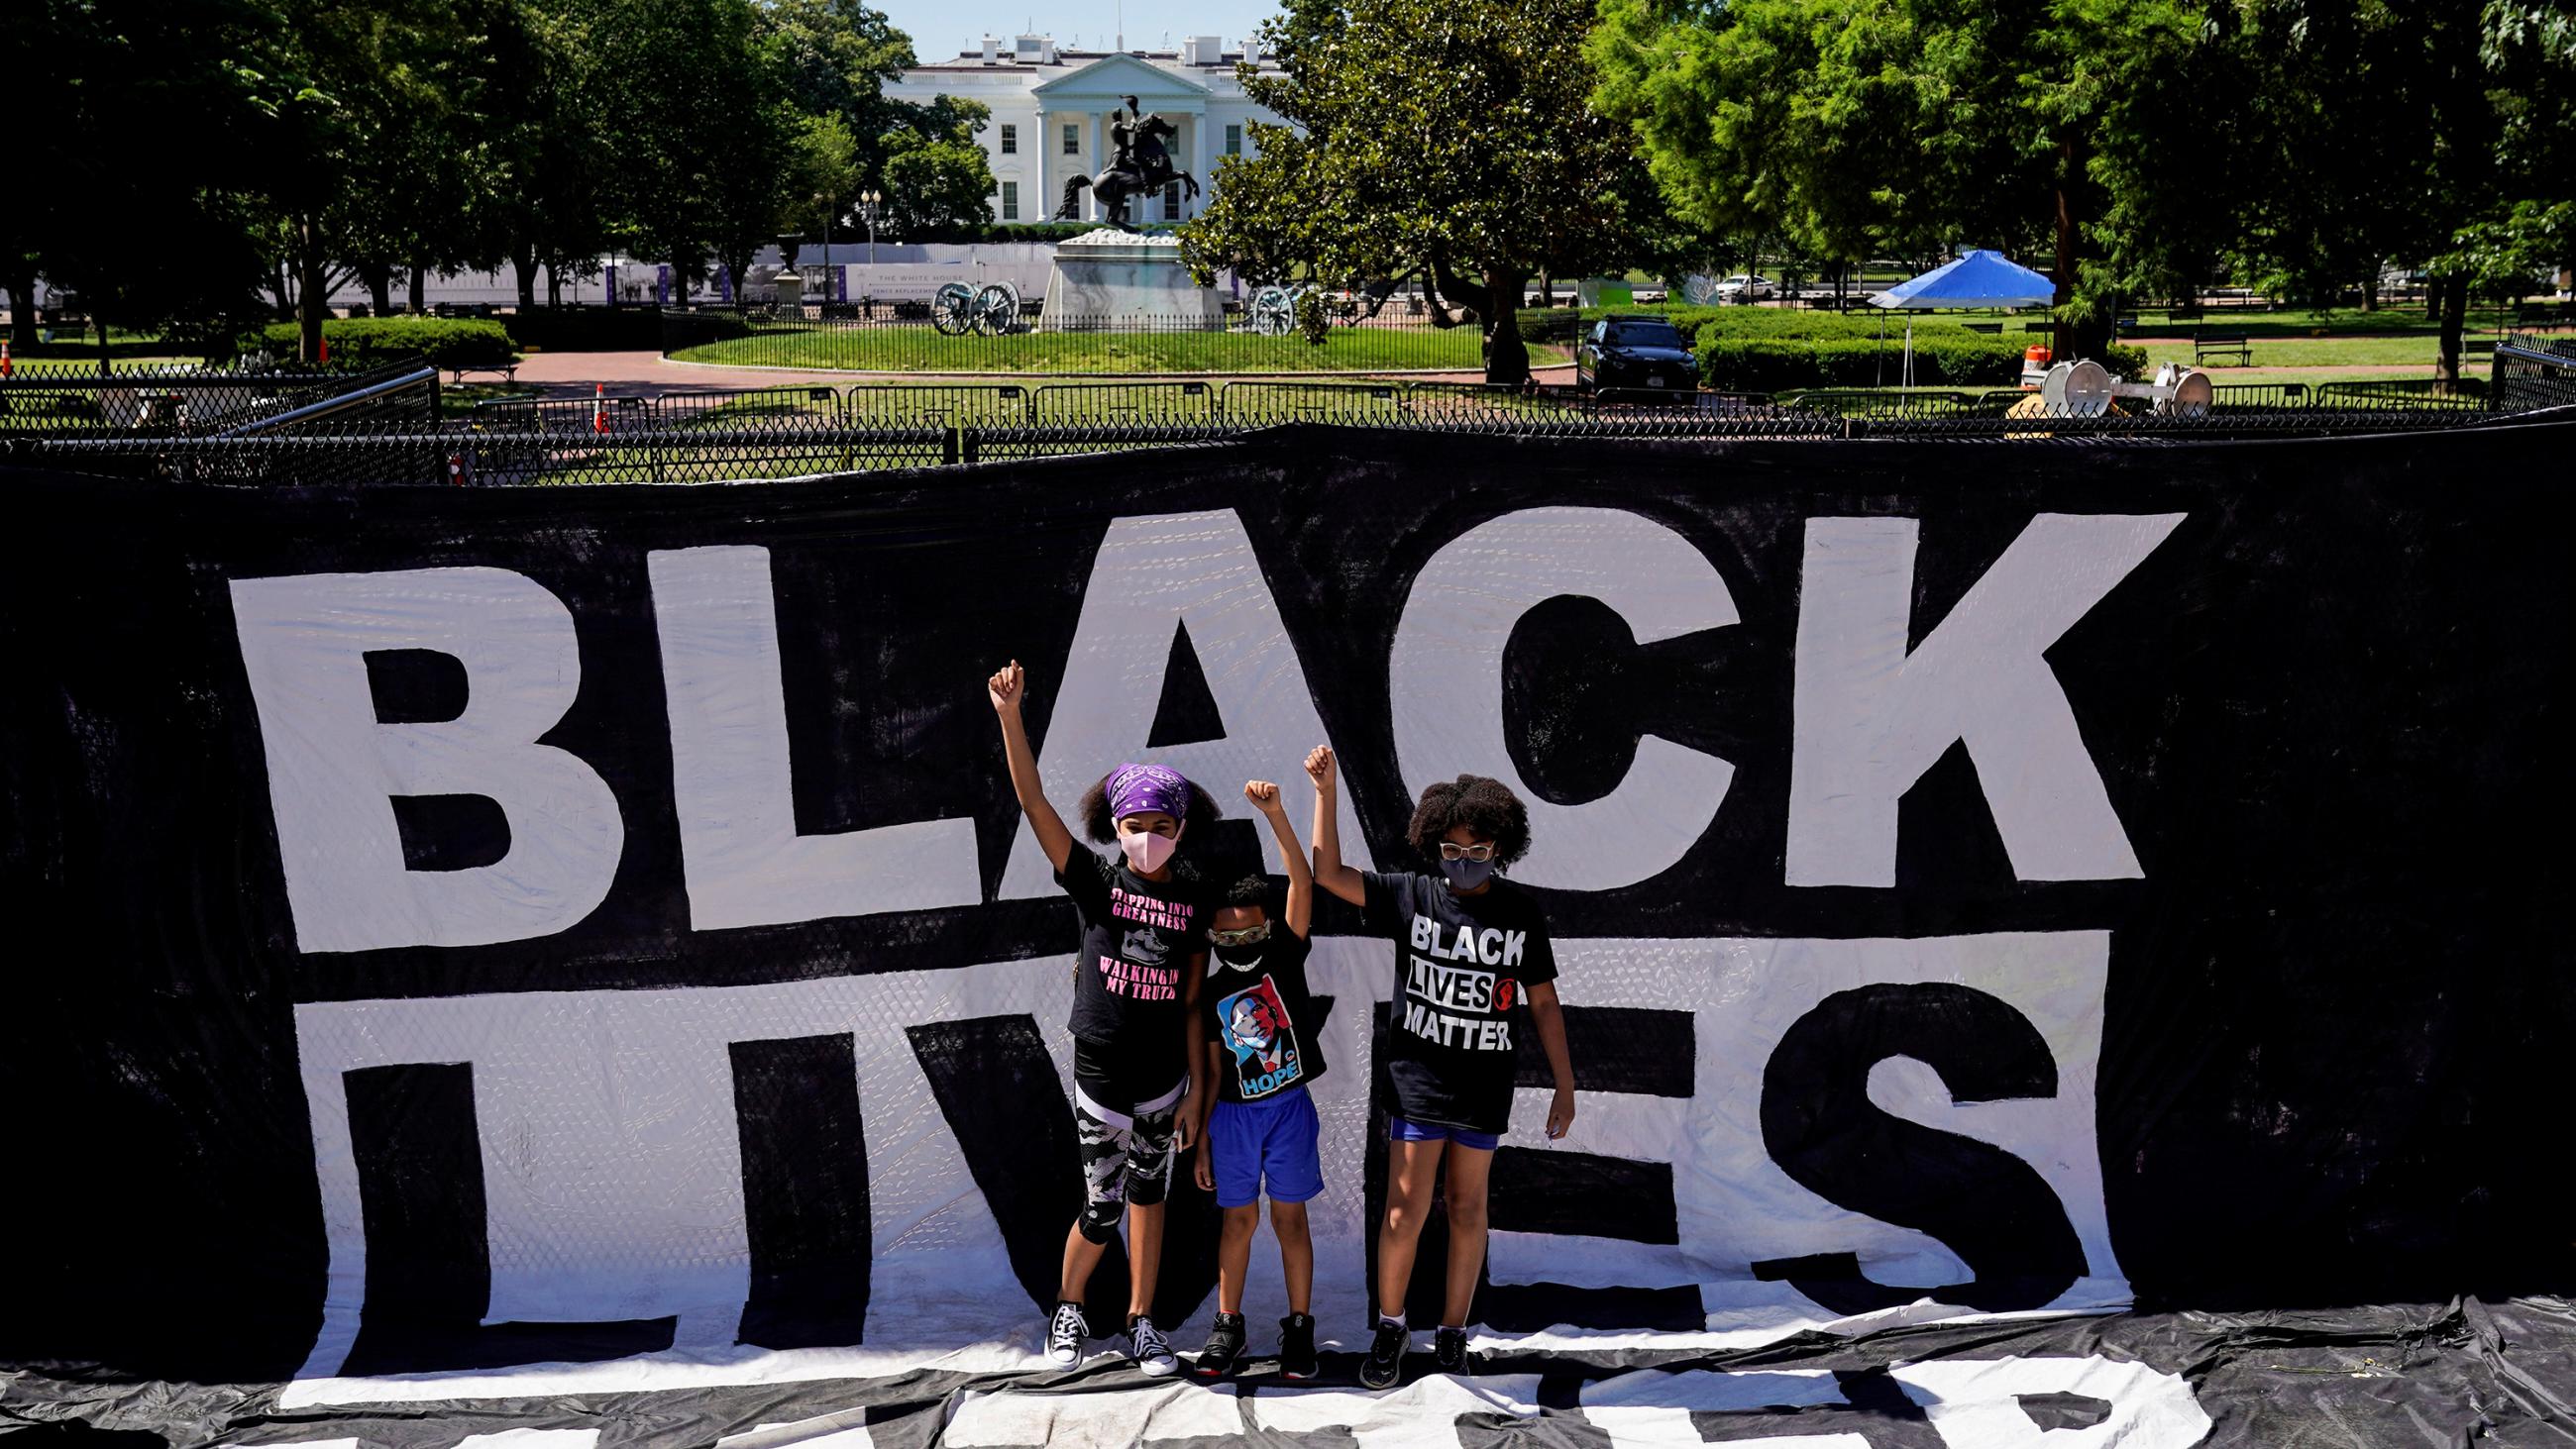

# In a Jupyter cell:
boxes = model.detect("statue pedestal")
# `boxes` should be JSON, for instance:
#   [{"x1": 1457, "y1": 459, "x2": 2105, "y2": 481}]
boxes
[{"x1": 1039, "y1": 230, "x2": 1226, "y2": 332}]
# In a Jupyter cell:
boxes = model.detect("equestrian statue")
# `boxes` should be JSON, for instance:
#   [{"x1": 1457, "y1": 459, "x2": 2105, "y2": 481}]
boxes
[{"x1": 1056, "y1": 95, "x2": 1201, "y2": 229}]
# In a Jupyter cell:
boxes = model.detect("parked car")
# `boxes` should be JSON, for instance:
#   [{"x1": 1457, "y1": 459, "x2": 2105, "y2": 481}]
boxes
[
  {"x1": 1714, "y1": 273, "x2": 1773, "y2": 301},
  {"x1": 1576, "y1": 315, "x2": 1698, "y2": 396}
]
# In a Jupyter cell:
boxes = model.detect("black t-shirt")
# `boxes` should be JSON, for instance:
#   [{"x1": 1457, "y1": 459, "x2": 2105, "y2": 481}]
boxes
[
  {"x1": 1202, "y1": 930, "x2": 1327, "y2": 1103},
  {"x1": 1056, "y1": 847, "x2": 1207, "y2": 1083},
  {"x1": 1361, "y1": 870, "x2": 1558, "y2": 1135}
]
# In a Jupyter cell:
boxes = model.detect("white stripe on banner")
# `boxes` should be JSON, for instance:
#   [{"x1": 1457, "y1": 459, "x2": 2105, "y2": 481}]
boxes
[{"x1": 283, "y1": 932, "x2": 2120, "y2": 1404}]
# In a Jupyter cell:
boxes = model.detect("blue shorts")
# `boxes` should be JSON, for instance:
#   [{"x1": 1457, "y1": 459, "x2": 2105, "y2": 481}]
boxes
[
  {"x1": 1207, "y1": 1087, "x2": 1324, "y2": 1209},
  {"x1": 1389, "y1": 1115, "x2": 1501, "y2": 1153}
]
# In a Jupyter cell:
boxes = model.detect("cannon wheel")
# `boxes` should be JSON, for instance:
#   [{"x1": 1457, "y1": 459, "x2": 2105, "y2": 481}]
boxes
[
  {"x1": 971, "y1": 281, "x2": 1021, "y2": 336},
  {"x1": 1247, "y1": 286, "x2": 1299, "y2": 338},
  {"x1": 931, "y1": 282, "x2": 977, "y2": 337}
]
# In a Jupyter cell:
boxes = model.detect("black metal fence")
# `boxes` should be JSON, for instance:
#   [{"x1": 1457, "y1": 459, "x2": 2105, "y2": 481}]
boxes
[
  {"x1": 7, "y1": 345, "x2": 2565, "y2": 488},
  {"x1": 659, "y1": 306, "x2": 1493, "y2": 374}
]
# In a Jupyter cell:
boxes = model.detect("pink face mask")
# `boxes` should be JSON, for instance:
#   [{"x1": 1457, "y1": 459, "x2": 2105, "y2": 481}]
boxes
[{"x1": 1122, "y1": 827, "x2": 1179, "y2": 874}]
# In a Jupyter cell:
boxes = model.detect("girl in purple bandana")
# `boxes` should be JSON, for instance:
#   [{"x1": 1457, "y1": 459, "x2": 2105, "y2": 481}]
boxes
[{"x1": 988, "y1": 660, "x2": 1223, "y2": 1377}]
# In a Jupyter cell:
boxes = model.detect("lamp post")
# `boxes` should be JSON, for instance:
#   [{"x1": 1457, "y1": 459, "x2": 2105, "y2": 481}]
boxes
[{"x1": 859, "y1": 188, "x2": 883, "y2": 268}]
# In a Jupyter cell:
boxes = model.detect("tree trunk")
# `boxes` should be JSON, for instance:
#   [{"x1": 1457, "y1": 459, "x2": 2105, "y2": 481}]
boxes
[
  {"x1": 547, "y1": 263, "x2": 564, "y2": 308},
  {"x1": 296, "y1": 212, "x2": 329, "y2": 362},
  {"x1": 511, "y1": 252, "x2": 539, "y2": 311},
  {"x1": 1483, "y1": 271, "x2": 1530, "y2": 386},
  {"x1": 2361, "y1": 275, "x2": 2378, "y2": 313},
  {"x1": 94, "y1": 313, "x2": 113, "y2": 376},
  {"x1": 364, "y1": 261, "x2": 392, "y2": 316},
  {"x1": 408, "y1": 255, "x2": 427, "y2": 315},
  {"x1": 2051, "y1": 138, "x2": 2078, "y2": 362},
  {"x1": 6, "y1": 259, "x2": 38, "y2": 351},
  {"x1": 2432, "y1": 271, "x2": 2469, "y2": 390}
]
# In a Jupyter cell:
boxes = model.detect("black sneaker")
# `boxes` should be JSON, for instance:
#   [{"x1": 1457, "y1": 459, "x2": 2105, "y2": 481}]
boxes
[
  {"x1": 1128, "y1": 1313, "x2": 1178, "y2": 1377},
  {"x1": 1359, "y1": 1317, "x2": 1407, "y2": 1390},
  {"x1": 1279, "y1": 1312, "x2": 1319, "y2": 1380},
  {"x1": 1046, "y1": 1300, "x2": 1088, "y2": 1366},
  {"x1": 1434, "y1": 1325, "x2": 1470, "y2": 1375},
  {"x1": 1194, "y1": 1311, "x2": 1247, "y2": 1379}
]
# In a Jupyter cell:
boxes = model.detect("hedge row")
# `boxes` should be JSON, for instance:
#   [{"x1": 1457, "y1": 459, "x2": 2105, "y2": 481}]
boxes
[
  {"x1": 255, "y1": 317, "x2": 518, "y2": 368},
  {"x1": 502, "y1": 307, "x2": 665, "y2": 353},
  {"x1": 1693, "y1": 323, "x2": 2145, "y2": 391}
]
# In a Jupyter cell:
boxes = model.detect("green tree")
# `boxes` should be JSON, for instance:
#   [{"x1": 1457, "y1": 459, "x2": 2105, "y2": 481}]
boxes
[
  {"x1": 1181, "y1": 0, "x2": 1669, "y2": 384},
  {"x1": 877, "y1": 99, "x2": 997, "y2": 239},
  {"x1": 1590, "y1": 0, "x2": 2225, "y2": 360}
]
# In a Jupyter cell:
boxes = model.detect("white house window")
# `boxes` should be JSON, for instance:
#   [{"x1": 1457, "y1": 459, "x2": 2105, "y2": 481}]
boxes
[
  {"x1": 1062, "y1": 122, "x2": 1080, "y2": 155},
  {"x1": 1163, "y1": 180, "x2": 1182, "y2": 215},
  {"x1": 1226, "y1": 124, "x2": 1242, "y2": 155},
  {"x1": 1002, "y1": 180, "x2": 1019, "y2": 220},
  {"x1": 1000, "y1": 124, "x2": 1017, "y2": 155}
]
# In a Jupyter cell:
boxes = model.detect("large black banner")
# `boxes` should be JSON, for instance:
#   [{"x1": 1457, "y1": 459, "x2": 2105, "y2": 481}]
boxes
[{"x1": 2, "y1": 423, "x2": 2569, "y2": 1447}]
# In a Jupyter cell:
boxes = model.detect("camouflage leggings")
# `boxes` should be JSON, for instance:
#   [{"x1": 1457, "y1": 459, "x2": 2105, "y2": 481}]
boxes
[{"x1": 1071, "y1": 1073, "x2": 1185, "y2": 1243}]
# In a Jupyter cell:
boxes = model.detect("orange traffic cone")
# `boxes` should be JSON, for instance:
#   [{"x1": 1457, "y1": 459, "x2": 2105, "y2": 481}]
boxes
[
  {"x1": 2, "y1": 340, "x2": 12, "y2": 377},
  {"x1": 592, "y1": 381, "x2": 608, "y2": 434}
]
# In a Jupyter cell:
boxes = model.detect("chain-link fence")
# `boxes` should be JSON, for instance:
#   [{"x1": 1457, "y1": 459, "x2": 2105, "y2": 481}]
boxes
[
  {"x1": 2496, "y1": 334, "x2": 2576, "y2": 412},
  {"x1": 0, "y1": 357, "x2": 440, "y2": 437}
]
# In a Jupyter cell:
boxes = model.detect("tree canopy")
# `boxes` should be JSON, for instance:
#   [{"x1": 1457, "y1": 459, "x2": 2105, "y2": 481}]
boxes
[{"x1": 1181, "y1": 0, "x2": 1673, "y2": 382}]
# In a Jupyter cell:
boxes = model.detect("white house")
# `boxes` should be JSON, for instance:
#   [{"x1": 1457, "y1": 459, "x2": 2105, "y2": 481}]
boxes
[{"x1": 884, "y1": 33, "x2": 1285, "y2": 227}]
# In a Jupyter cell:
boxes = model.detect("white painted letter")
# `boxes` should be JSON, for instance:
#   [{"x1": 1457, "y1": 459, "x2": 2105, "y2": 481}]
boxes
[
  {"x1": 1389, "y1": 507, "x2": 1736, "y2": 890},
  {"x1": 999, "y1": 510, "x2": 1367, "y2": 896},
  {"x1": 650, "y1": 546, "x2": 982, "y2": 928},
  {"x1": 230, "y1": 567, "x2": 622, "y2": 954},
  {"x1": 1786, "y1": 513, "x2": 2184, "y2": 887}
]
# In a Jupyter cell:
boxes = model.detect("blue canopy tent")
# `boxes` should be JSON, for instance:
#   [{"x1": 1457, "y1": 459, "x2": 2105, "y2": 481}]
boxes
[{"x1": 1872, "y1": 249, "x2": 2057, "y2": 386}]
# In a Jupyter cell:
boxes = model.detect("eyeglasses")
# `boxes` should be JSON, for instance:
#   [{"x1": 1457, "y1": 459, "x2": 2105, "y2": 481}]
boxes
[
  {"x1": 1438, "y1": 842, "x2": 1496, "y2": 863},
  {"x1": 1209, "y1": 922, "x2": 1272, "y2": 947}
]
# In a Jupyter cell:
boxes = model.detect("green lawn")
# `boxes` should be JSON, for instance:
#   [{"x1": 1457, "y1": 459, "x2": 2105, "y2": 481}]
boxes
[
  {"x1": 2131, "y1": 335, "x2": 2448, "y2": 368},
  {"x1": 672, "y1": 323, "x2": 1490, "y2": 374}
]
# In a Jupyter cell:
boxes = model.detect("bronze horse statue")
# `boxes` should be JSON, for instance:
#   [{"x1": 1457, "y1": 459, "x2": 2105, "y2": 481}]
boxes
[{"x1": 1056, "y1": 99, "x2": 1200, "y2": 229}]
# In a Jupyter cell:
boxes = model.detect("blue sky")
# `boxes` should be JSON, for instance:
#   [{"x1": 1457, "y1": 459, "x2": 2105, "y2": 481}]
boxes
[{"x1": 881, "y1": 0, "x2": 1282, "y2": 59}]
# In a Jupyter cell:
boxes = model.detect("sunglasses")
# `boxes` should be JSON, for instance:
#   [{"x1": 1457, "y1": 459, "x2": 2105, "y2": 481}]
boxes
[
  {"x1": 1438, "y1": 842, "x2": 1497, "y2": 863},
  {"x1": 1209, "y1": 921, "x2": 1272, "y2": 948}
]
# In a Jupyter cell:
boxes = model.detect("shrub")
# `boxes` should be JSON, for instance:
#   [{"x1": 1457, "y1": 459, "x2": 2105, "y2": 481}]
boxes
[
  {"x1": 1691, "y1": 317, "x2": 2144, "y2": 391},
  {"x1": 255, "y1": 317, "x2": 518, "y2": 368},
  {"x1": 502, "y1": 308, "x2": 665, "y2": 353}
]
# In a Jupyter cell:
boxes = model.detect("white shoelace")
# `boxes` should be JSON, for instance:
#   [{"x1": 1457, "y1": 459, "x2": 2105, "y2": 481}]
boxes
[
  {"x1": 1130, "y1": 1317, "x2": 1173, "y2": 1362},
  {"x1": 1051, "y1": 1302, "x2": 1087, "y2": 1345}
]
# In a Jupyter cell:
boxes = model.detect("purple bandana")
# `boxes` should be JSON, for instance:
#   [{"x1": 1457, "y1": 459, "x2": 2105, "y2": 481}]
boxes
[{"x1": 1104, "y1": 762, "x2": 1192, "y2": 822}]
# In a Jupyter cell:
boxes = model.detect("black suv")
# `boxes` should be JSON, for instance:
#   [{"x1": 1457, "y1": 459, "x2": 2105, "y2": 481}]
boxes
[{"x1": 1575, "y1": 316, "x2": 1698, "y2": 397}]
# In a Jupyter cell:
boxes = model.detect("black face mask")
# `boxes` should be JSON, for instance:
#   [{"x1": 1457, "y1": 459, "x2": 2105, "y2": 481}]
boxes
[
  {"x1": 1440, "y1": 856, "x2": 1495, "y2": 890},
  {"x1": 1214, "y1": 944, "x2": 1265, "y2": 970}
]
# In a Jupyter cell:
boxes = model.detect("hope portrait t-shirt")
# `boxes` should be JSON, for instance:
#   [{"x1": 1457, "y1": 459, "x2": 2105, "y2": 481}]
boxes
[
  {"x1": 1203, "y1": 930, "x2": 1329, "y2": 1104},
  {"x1": 1361, "y1": 870, "x2": 1557, "y2": 1135},
  {"x1": 1056, "y1": 847, "x2": 1207, "y2": 1085}
]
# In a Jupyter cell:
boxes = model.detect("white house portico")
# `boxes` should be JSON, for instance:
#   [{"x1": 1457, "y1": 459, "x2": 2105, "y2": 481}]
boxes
[{"x1": 885, "y1": 35, "x2": 1286, "y2": 227}]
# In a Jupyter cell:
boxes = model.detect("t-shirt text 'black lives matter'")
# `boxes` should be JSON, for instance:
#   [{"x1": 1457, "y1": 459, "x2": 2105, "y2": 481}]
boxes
[{"x1": 1362, "y1": 869, "x2": 1558, "y2": 1135}]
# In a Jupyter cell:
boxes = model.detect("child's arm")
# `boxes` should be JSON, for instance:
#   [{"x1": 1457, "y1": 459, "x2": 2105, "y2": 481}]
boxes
[
  {"x1": 988, "y1": 661, "x2": 1075, "y2": 874},
  {"x1": 1303, "y1": 745, "x2": 1366, "y2": 907},
  {"x1": 1529, "y1": 981, "x2": 1577, "y2": 1140},
  {"x1": 1245, "y1": 779, "x2": 1314, "y2": 938},
  {"x1": 1176, "y1": 949, "x2": 1208, "y2": 1151},
  {"x1": 1192, "y1": 1041, "x2": 1221, "y2": 1190}
]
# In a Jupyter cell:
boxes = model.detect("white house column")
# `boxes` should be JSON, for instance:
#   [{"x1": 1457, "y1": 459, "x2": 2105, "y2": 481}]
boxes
[
  {"x1": 1029, "y1": 104, "x2": 1046, "y2": 222},
  {"x1": 1191, "y1": 114, "x2": 1211, "y2": 217},
  {"x1": 1088, "y1": 112, "x2": 1104, "y2": 220}
]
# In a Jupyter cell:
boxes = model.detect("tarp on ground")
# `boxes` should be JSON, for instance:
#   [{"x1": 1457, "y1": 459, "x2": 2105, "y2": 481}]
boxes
[{"x1": 2, "y1": 422, "x2": 2570, "y2": 1447}]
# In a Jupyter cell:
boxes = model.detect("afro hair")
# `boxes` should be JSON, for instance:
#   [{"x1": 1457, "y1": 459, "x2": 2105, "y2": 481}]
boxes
[
  {"x1": 1221, "y1": 875, "x2": 1272, "y2": 912},
  {"x1": 1405, "y1": 774, "x2": 1532, "y2": 869},
  {"x1": 1076, "y1": 774, "x2": 1226, "y2": 845}
]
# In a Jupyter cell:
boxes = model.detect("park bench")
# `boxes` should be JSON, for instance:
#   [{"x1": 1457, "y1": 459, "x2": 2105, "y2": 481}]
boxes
[
  {"x1": 1963, "y1": 322, "x2": 2002, "y2": 335},
  {"x1": 2463, "y1": 339, "x2": 2497, "y2": 359},
  {"x1": 2194, "y1": 327, "x2": 2253, "y2": 365},
  {"x1": 2513, "y1": 300, "x2": 2574, "y2": 330},
  {"x1": 446, "y1": 362, "x2": 521, "y2": 386},
  {"x1": 2168, "y1": 304, "x2": 2204, "y2": 323}
]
